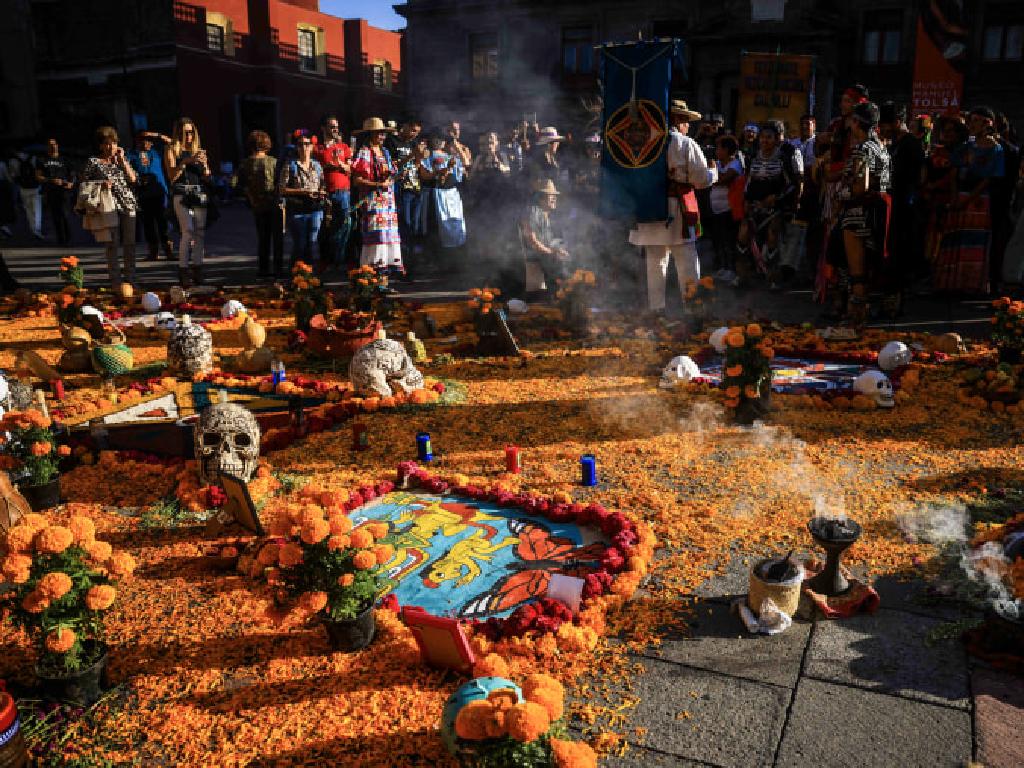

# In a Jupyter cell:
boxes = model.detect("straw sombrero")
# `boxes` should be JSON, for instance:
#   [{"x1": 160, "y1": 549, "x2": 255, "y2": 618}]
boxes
[
  {"x1": 532, "y1": 179, "x2": 560, "y2": 195},
  {"x1": 355, "y1": 117, "x2": 396, "y2": 134},
  {"x1": 669, "y1": 100, "x2": 702, "y2": 121}
]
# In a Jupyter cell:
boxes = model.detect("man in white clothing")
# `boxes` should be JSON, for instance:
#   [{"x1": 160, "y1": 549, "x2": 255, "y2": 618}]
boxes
[{"x1": 644, "y1": 99, "x2": 711, "y2": 312}]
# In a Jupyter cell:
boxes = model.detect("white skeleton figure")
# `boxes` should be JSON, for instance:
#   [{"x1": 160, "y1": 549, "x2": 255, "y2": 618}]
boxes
[
  {"x1": 853, "y1": 370, "x2": 895, "y2": 408},
  {"x1": 154, "y1": 312, "x2": 177, "y2": 330},
  {"x1": 659, "y1": 355, "x2": 701, "y2": 389},
  {"x1": 878, "y1": 341, "x2": 911, "y2": 371},
  {"x1": 349, "y1": 339, "x2": 425, "y2": 398},
  {"x1": 194, "y1": 402, "x2": 261, "y2": 485}
]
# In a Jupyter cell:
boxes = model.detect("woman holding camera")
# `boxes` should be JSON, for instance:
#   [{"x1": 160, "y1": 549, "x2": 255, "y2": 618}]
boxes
[
  {"x1": 278, "y1": 129, "x2": 326, "y2": 270},
  {"x1": 165, "y1": 117, "x2": 211, "y2": 285},
  {"x1": 81, "y1": 126, "x2": 138, "y2": 286}
]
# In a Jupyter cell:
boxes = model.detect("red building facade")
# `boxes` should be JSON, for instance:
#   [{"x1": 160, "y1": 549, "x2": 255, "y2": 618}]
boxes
[{"x1": 31, "y1": 0, "x2": 403, "y2": 164}]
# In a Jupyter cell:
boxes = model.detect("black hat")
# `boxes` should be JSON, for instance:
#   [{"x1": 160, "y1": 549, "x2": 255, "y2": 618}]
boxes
[{"x1": 852, "y1": 102, "x2": 880, "y2": 129}]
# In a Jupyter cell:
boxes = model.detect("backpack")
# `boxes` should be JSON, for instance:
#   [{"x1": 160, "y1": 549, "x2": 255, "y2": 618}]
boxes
[{"x1": 16, "y1": 156, "x2": 39, "y2": 189}]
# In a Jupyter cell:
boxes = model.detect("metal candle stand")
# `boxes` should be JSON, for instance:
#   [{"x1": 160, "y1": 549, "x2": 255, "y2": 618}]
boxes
[{"x1": 805, "y1": 517, "x2": 862, "y2": 596}]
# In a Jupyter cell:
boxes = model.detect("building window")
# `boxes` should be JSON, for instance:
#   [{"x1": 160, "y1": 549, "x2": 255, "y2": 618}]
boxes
[
  {"x1": 982, "y1": 22, "x2": 1023, "y2": 61},
  {"x1": 470, "y1": 32, "x2": 498, "y2": 80},
  {"x1": 298, "y1": 28, "x2": 317, "y2": 72},
  {"x1": 206, "y1": 23, "x2": 224, "y2": 53},
  {"x1": 863, "y1": 11, "x2": 901, "y2": 64},
  {"x1": 562, "y1": 26, "x2": 593, "y2": 75},
  {"x1": 751, "y1": 0, "x2": 786, "y2": 22}
]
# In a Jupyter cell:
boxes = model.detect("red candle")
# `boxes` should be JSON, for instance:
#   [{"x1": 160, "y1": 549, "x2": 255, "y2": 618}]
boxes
[
  {"x1": 352, "y1": 422, "x2": 368, "y2": 451},
  {"x1": 505, "y1": 445, "x2": 521, "y2": 474},
  {"x1": 52, "y1": 379, "x2": 65, "y2": 400}
]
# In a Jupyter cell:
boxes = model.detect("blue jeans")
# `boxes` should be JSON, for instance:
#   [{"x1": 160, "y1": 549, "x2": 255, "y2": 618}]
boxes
[
  {"x1": 327, "y1": 189, "x2": 352, "y2": 263},
  {"x1": 289, "y1": 210, "x2": 323, "y2": 266},
  {"x1": 401, "y1": 190, "x2": 425, "y2": 236}
]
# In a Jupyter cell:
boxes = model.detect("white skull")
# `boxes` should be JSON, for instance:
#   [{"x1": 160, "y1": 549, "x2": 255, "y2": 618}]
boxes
[
  {"x1": 659, "y1": 355, "x2": 701, "y2": 389},
  {"x1": 195, "y1": 401, "x2": 261, "y2": 485},
  {"x1": 141, "y1": 292, "x2": 162, "y2": 313},
  {"x1": 709, "y1": 327, "x2": 730, "y2": 354},
  {"x1": 154, "y1": 312, "x2": 177, "y2": 330},
  {"x1": 167, "y1": 319, "x2": 213, "y2": 376},
  {"x1": 878, "y1": 341, "x2": 911, "y2": 371},
  {"x1": 0, "y1": 373, "x2": 8, "y2": 419},
  {"x1": 853, "y1": 370, "x2": 895, "y2": 408},
  {"x1": 221, "y1": 300, "x2": 246, "y2": 319}
]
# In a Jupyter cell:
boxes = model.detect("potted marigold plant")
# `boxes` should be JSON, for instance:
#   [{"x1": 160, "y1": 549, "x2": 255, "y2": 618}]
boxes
[
  {"x1": 441, "y1": 668, "x2": 598, "y2": 768},
  {"x1": 1, "y1": 512, "x2": 136, "y2": 705},
  {"x1": 58, "y1": 256, "x2": 84, "y2": 289},
  {"x1": 264, "y1": 505, "x2": 392, "y2": 652},
  {"x1": 291, "y1": 261, "x2": 329, "y2": 332},
  {"x1": 348, "y1": 264, "x2": 387, "y2": 314},
  {"x1": 683, "y1": 275, "x2": 716, "y2": 330},
  {"x1": 720, "y1": 324, "x2": 774, "y2": 425},
  {"x1": 991, "y1": 297, "x2": 1024, "y2": 363},
  {"x1": 0, "y1": 410, "x2": 64, "y2": 510},
  {"x1": 554, "y1": 270, "x2": 596, "y2": 335}
]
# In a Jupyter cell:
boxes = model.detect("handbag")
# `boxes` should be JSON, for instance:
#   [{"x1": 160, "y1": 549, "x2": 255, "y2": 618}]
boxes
[{"x1": 178, "y1": 184, "x2": 209, "y2": 208}]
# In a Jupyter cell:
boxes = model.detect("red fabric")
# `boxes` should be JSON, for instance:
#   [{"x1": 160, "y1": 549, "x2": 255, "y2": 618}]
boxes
[
  {"x1": 315, "y1": 141, "x2": 353, "y2": 192},
  {"x1": 728, "y1": 174, "x2": 747, "y2": 222}
]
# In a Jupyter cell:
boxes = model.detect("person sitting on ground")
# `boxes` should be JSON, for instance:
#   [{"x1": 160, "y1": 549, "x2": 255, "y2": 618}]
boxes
[{"x1": 520, "y1": 178, "x2": 570, "y2": 294}]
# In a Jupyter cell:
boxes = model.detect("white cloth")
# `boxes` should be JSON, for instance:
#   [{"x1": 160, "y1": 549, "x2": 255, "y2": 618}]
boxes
[
  {"x1": 20, "y1": 187, "x2": 42, "y2": 236},
  {"x1": 360, "y1": 243, "x2": 403, "y2": 269},
  {"x1": 667, "y1": 128, "x2": 711, "y2": 188},
  {"x1": 173, "y1": 194, "x2": 207, "y2": 267}
]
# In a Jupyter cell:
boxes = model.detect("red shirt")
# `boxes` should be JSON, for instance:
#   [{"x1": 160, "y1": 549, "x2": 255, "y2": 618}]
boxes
[{"x1": 315, "y1": 141, "x2": 353, "y2": 192}]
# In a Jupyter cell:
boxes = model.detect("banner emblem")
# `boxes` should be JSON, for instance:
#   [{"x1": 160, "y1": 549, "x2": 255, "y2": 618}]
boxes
[{"x1": 604, "y1": 99, "x2": 667, "y2": 170}]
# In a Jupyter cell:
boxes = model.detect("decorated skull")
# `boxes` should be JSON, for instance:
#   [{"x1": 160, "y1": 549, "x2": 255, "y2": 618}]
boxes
[
  {"x1": 194, "y1": 401, "x2": 260, "y2": 485},
  {"x1": 141, "y1": 292, "x2": 162, "y2": 313},
  {"x1": 659, "y1": 355, "x2": 701, "y2": 389},
  {"x1": 709, "y1": 327, "x2": 730, "y2": 354},
  {"x1": 154, "y1": 312, "x2": 177, "y2": 331},
  {"x1": 167, "y1": 316, "x2": 213, "y2": 376},
  {"x1": 0, "y1": 373, "x2": 8, "y2": 419},
  {"x1": 878, "y1": 341, "x2": 911, "y2": 371},
  {"x1": 853, "y1": 370, "x2": 895, "y2": 408},
  {"x1": 221, "y1": 300, "x2": 246, "y2": 319}
]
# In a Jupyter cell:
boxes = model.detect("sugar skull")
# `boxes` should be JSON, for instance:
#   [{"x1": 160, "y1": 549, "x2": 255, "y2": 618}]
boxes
[
  {"x1": 194, "y1": 401, "x2": 260, "y2": 485},
  {"x1": 659, "y1": 355, "x2": 701, "y2": 389},
  {"x1": 853, "y1": 370, "x2": 895, "y2": 408},
  {"x1": 167, "y1": 316, "x2": 213, "y2": 376},
  {"x1": 878, "y1": 341, "x2": 911, "y2": 371}
]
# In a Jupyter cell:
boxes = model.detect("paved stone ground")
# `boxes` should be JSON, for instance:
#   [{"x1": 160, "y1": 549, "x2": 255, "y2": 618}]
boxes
[
  {"x1": 586, "y1": 554, "x2": 1020, "y2": 768},
  {"x1": 0, "y1": 201, "x2": 997, "y2": 338}
]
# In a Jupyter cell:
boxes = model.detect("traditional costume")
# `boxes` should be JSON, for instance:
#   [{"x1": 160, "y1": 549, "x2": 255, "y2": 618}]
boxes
[{"x1": 351, "y1": 118, "x2": 403, "y2": 271}]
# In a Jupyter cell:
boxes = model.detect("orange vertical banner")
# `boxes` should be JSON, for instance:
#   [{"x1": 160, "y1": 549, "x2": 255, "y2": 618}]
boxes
[{"x1": 911, "y1": 16, "x2": 965, "y2": 115}]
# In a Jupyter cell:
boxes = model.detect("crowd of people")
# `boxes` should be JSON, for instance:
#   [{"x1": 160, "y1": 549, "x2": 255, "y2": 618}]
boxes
[{"x1": 0, "y1": 90, "x2": 1022, "y2": 329}]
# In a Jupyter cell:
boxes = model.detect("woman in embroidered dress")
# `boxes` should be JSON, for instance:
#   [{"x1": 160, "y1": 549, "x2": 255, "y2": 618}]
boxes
[
  {"x1": 351, "y1": 117, "x2": 403, "y2": 273},
  {"x1": 81, "y1": 126, "x2": 138, "y2": 286}
]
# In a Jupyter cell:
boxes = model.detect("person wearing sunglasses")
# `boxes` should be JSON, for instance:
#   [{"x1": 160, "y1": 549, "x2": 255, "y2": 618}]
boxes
[
  {"x1": 278, "y1": 129, "x2": 326, "y2": 270},
  {"x1": 165, "y1": 117, "x2": 211, "y2": 285}
]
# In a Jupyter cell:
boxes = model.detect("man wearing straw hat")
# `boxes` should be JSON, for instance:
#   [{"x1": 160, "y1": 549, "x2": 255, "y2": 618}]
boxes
[
  {"x1": 637, "y1": 99, "x2": 711, "y2": 313},
  {"x1": 521, "y1": 178, "x2": 571, "y2": 292}
]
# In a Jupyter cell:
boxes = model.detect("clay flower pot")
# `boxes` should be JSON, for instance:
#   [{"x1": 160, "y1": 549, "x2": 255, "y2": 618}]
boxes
[{"x1": 322, "y1": 604, "x2": 376, "y2": 653}]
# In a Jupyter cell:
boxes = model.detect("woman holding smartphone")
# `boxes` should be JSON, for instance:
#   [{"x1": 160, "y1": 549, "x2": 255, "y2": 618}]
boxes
[
  {"x1": 165, "y1": 117, "x2": 211, "y2": 285},
  {"x1": 81, "y1": 126, "x2": 138, "y2": 286}
]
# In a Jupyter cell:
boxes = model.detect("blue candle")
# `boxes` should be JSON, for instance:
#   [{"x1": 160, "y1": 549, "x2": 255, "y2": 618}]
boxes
[
  {"x1": 416, "y1": 432, "x2": 434, "y2": 462},
  {"x1": 580, "y1": 454, "x2": 597, "y2": 486}
]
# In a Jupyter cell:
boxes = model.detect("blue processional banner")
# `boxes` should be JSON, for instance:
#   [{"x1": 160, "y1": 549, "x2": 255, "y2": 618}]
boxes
[{"x1": 598, "y1": 39, "x2": 683, "y2": 222}]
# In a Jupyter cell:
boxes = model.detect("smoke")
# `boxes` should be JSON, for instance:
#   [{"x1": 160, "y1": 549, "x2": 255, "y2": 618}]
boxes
[
  {"x1": 895, "y1": 502, "x2": 970, "y2": 547},
  {"x1": 676, "y1": 400, "x2": 725, "y2": 438}
]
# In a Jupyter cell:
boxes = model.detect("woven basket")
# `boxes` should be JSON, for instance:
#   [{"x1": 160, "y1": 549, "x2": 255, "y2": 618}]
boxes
[
  {"x1": 748, "y1": 559, "x2": 802, "y2": 616},
  {"x1": 91, "y1": 327, "x2": 134, "y2": 377}
]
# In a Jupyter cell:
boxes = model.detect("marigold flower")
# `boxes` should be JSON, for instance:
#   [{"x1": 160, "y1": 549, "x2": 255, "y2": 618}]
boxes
[
  {"x1": 299, "y1": 591, "x2": 329, "y2": 612},
  {"x1": 37, "y1": 571, "x2": 73, "y2": 601},
  {"x1": 30, "y1": 441, "x2": 52, "y2": 456},
  {"x1": 256, "y1": 544, "x2": 280, "y2": 566},
  {"x1": 20, "y1": 514, "x2": 48, "y2": 533},
  {"x1": 473, "y1": 652, "x2": 509, "y2": 679},
  {"x1": 5, "y1": 526, "x2": 35, "y2": 554},
  {"x1": 454, "y1": 700, "x2": 493, "y2": 741},
  {"x1": 327, "y1": 534, "x2": 351, "y2": 551},
  {"x1": 300, "y1": 517, "x2": 330, "y2": 546},
  {"x1": 57, "y1": 445, "x2": 72, "y2": 457},
  {"x1": 374, "y1": 544, "x2": 394, "y2": 566},
  {"x1": 328, "y1": 513, "x2": 353, "y2": 535},
  {"x1": 745, "y1": 323, "x2": 762, "y2": 337},
  {"x1": 45, "y1": 627, "x2": 77, "y2": 654},
  {"x1": 1, "y1": 553, "x2": 32, "y2": 583},
  {"x1": 744, "y1": 385, "x2": 760, "y2": 399},
  {"x1": 107, "y1": 552, "x2": 137, "y2": 577},
  {"x1": 349, "y1": 529, "x2": 373, "y2": 549},
  {"x1": 35, "y1": 526, "x2": 74, "y2": 555},
  {"x1": 726, "y1": 331, "x2": 745, "y2": 348},
  {"x1": 279, "y1": 542, "x2": 304, "y2": 568},
  {"x1": 85, "y1": 540, "x2": 113, "y2": 562},
  {"x1": 22, "y1": 591, "x2": 49, "y2": 613},
  {"x1": 85, "y1": 584, "x2": 116, "y2": 611},
  {"x1": 487, "y1": 688, "x2": 520, "y2": 710},
  {"x1": 550, "y1": 738, "x2": 598, "y2": 768},
  {"x1": 337, "y1": 573, "x2": 354, "y2": 587},
  {"x1": 68, "y1": 516, "x2": 96, "y2": 545},
  {"x1": 366, "y1": 522, "x2": 388, "y2": 540},
  {"x1": 725, "y1": 365, "x2": 743, "y2": 377},
  {"x1": 352, "y1": 550, "x2": 377, "y2": 570},
  {"x1": 506, "y1": 701, "x2": 551, "y2": 743},
  {"x1": 699, "y1": 276, "x2": 715, "y2": 289},
  {"x1": 725, "y1": 386, "x2": 741, "y2": 398}
]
